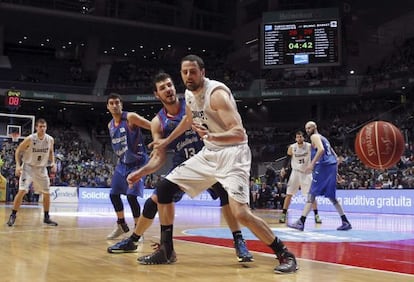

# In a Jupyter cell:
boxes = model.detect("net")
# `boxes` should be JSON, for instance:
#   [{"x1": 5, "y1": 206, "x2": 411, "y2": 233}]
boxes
[{"x1": 9, "y1": 132, "x2": 20, "y2": 143}]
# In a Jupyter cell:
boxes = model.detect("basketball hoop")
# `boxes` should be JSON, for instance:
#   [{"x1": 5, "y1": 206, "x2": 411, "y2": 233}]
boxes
[{"x1": 9, "y1": 132, "x2": 20, "y2": 143}]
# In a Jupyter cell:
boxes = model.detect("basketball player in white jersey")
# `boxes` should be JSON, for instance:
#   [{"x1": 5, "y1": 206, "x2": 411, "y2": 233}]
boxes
[
  {"x1": 279, "y1": 131, "x2": 322, "y2": 224},
  {"x1": 134, "y1": 55, "x2": 297, "y2": 274},
  {"x1": 7, "y1": 118, "x2": 58, "y2": 227}
]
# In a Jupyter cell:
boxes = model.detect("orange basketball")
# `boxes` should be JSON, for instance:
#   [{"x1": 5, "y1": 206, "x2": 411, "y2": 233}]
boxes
[{"x1": 354, "y1": 121, "x2": 405, "y2": 169}]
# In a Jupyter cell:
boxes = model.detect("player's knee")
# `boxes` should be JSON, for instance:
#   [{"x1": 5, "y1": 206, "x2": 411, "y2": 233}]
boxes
[
  {"x1": 127, "y1": 194, "x2": 141, "y2": 218},
  {"x1": 157, "y1": 179, "x2": 180, "y2": 204},
  {"x1": 142, "y1": 197, "x2": 158, "y2": 219},
  {"x1": 306, "y1": 193, "x2": 316, "y2": 204},
  {"x1": 110, "y1": 194, "x2": 124, "y2": 212},
  {"x1": 329, "y1": 197, "x2": 338, "y2": 205}
]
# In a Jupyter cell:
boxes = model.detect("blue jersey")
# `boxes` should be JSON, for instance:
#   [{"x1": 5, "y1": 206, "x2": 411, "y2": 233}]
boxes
[
  {"x1": 109, "y1": 111, "x2": 148, "y2": 196},
  {"x1": 310, "y1": 134, "x2": 337, "y2": 198},
  {"x1": 109, "y1": 111, "x2": 148, "y2": 173},
  {"x1": 311, "y1": 134, "x2": 337, "y2": 166},
  {"x1": 157, "y1": 99, "x2": 203, "y2": 167}
]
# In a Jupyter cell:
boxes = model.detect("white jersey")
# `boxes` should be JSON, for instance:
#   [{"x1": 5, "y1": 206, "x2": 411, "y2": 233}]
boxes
[
  {"x1": 290, "y1": 142, "x2": 311, "y2": 172},
  {"x1": 22, "y1": 133, "x2": 53, "y2": 167},
  {"x1": 185, "y1": 77, "x2": 247, "y2": 148}
]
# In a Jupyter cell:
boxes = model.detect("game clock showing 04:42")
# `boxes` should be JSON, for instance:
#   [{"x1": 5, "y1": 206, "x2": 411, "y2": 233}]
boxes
[
  {"x1": 4, "y1": 89, "x2": 22, "y2": 110},
  {"x1": 262, "y1": 19, "x2": 341, "y2": 68}
]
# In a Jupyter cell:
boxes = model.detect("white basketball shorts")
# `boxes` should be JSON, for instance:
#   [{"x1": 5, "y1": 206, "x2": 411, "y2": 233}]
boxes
[{"x1": 166, "y1": 143, "x2": 251, "y2": 204}]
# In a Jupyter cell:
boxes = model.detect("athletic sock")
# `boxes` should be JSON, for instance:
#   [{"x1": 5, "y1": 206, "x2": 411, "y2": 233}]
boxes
[
  {"x1": 269, "y1": 237, "x2": 287, "y2": 256},
  {"x1": 232, "y1": 230, "x2": 243, "y2": 241},
  {"x1": 130, "y1": 232, "x2": 141, "y2": 242},
  {"x1": 161, "y1": 225, "x2": 174, "y2": 258}
]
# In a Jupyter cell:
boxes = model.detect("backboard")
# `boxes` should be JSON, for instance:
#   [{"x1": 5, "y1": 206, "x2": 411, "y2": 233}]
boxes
[{"x1": 0, "y1": 113, "x2": 35, "y2": 142}]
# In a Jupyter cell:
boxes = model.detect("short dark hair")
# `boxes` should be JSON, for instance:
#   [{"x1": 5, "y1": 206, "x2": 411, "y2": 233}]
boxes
[
  {"x1": 152, "y1": 72, "x2": 172, "y2": 92},
  {"x1": 107, "y1": 93, "x2": 122, "y2": 104},
  {"x1": 181, "y1": 54, "x2": 205, "y2": 69},
  {"x1": 295, "y1": 130, "x2": 304, "y2": 136},
  {"x1": 36, "y1": 118, "x2": 47, "y2": 126}
]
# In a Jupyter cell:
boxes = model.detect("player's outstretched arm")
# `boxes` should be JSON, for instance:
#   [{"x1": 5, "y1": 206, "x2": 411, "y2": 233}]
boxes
[
  {"x1": 127, "y1": 112, "x2": 151, "y2": 130},
  {"x1": 127, "y1": 116, "x2": 166, "y2": 186}
]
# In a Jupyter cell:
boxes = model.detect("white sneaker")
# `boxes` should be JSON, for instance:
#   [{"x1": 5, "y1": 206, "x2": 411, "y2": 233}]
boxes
[{"x1": 106, "y1": 223, "x2": 129, "y2": 240}]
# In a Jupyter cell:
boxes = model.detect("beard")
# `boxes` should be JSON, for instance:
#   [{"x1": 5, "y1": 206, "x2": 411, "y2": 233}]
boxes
[{"x1": 186, "y1": 81, "x2": 201, "y2": 91}]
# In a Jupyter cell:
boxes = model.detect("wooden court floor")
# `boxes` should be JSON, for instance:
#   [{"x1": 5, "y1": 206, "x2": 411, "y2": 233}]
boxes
[{"x1": 0, "y1": 202, "x2": 413, "y2": 282}]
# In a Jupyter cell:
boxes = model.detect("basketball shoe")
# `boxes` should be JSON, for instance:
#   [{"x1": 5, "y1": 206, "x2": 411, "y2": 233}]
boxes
[
  {"x1": 107, "y1": 238, "x2": 138, "y2": 253},
  {"x1": 279, "y1": 213, "x2": 287, "y2": 224},
  {"x1": 287, "y1": 220, "x2": 304, "y2": 231},
  {"x1": 138, "y1": 243, "x2": 177, "y2": 265},
  {"x1": 274, "y1": 250, "x2": 298, "y2": 274},
  {"x1": 337, "y1": 222, "x2": 352, "y2": 231},
  {"x1": 234, "y1": 238, "x2": 254, "y2": 262},
  {"x1": 107, "y1": 223, "x2": 129, "y2": 239},
  {"x1": 44, "y1": 217, "x2": 58, "y2": 226},
  {"x1": 7, "y1": 214, "x2": 16, "y2": 227},
  {"x1": 314, "y1": 214, "x2": 322, "y2": 224}
]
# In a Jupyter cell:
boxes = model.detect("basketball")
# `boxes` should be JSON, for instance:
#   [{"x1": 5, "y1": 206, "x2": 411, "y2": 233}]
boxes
[{"x1": 354, "y1": 121, "x2": 405, "y2": 169}]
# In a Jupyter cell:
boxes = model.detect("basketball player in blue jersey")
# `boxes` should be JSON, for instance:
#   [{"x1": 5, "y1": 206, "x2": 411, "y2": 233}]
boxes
[
  {"x1": 288, "y1": 121, "x2": 352, "y2": 231},
  {"x1": 108, "y1": 72, "x2": 253, "y2": 263},
  {"x1": 106, "y1": 93, "x2": 151, "y2": 239},
  {"x1": 134, "y1": 55, "x2": 297, "y2": 274}
]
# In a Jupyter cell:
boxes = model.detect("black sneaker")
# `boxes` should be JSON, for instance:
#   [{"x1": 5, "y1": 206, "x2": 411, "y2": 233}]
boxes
[
  {"x1": 337, "y1": 222, "x2": 352, "y2": 231},
  {"x1": 138, "y1": 243, "x2": 177, "y2": 265},
  {"x1": 287, "y1": 219, "x2": 304, "y2": 231},
  {"x1": 7, "y1": 214, "x2": 16, "y2": 227},
  {"x1": 44, "y1": 218, "x2": 58, "y2": 226},
  {"x1": 274, "y1": 251, "x2": 298, "y2": 274},
  {"x1": 107, "y1": 238, "x2": 138, "y2": 253},
  {"x1": 234, "y1": 238, "x2": 254, "y2": 262}
]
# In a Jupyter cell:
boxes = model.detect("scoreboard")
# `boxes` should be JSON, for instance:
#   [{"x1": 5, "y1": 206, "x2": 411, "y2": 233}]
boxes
[
  {"x1": 4, "y1": 89, "x2": 22, "y2": 110},
  {"x1": 261, "y1": 10, "x2": 341, "y2": 69}
]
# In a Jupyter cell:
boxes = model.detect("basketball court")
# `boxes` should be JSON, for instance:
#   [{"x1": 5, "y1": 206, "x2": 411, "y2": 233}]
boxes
[{"x1": 0, "y1": 202, "x2": 413, "y2": 281}]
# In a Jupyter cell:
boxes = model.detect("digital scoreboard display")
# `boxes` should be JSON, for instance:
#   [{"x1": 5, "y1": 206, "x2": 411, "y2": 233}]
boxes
[
  {"x1": 261, "y1": 19, "x2": 341, "y2": 68},
  {"x1": 5, "y1": 89, "x2": 22, "y2": 109}
]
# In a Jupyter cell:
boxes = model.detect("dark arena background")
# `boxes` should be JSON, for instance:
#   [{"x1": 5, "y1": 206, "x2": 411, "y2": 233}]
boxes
[{"x1": 0, "y1": 0, "x2": 413, "y2": 281}]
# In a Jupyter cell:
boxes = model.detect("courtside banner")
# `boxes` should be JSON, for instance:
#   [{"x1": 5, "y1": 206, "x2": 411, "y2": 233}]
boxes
[
  {"x1": 289, "y1": 189, "x2": 414, "y2": 215},
  {"x1": 47, "y1": 186, "x2": 78, "y2": 203},
  {"x1": 78, "y1": 188, "x2": 160, "y2": 204},
  {"x1": 78, "y1": 187, "x2": 219, "y2": 206},
  {"x1": 78, "y1": 188, "x2": 111, "y2": 203}
]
